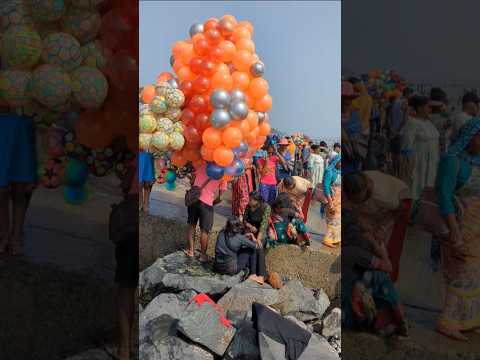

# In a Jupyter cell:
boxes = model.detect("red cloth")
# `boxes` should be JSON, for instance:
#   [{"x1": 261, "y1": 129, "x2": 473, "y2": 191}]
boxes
[
  {"x1": 232, "y1": 173, "x2": 249, "y2": 218},
  {"x1": 301, "y1": 188, "x2": 313, "y2": 224},
  {"x1": 387, "y1": 199, "x2": 412, "y2": 282}
]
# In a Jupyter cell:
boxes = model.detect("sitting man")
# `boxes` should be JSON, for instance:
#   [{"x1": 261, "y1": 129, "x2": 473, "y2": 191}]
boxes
[{"x1": 278, "y1": 175, "x2": 313, "y2": 222}]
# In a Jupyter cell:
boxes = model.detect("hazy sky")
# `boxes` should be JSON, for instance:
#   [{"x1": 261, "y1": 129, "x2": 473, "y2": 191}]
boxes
[
  {"x1": 342, "y1": 0, "x2": 479, "y2": 85},
  {"x1": 140, "y1": 1, "x2": 341, "y2": 138}
]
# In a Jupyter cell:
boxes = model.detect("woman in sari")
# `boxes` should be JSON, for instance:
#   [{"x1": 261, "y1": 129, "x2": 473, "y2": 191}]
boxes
[
  {"x1": 413, "y1": 118, "x2": 480, "y2": 340},
  {"x1": 322, "y1": 154, "x2": 341, "y2": 248}
]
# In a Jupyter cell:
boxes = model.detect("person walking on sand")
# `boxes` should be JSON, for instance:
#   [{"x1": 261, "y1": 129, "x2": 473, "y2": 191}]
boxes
[{"x1": 185, "y1": 163, "x2": 227, "y2": 262}]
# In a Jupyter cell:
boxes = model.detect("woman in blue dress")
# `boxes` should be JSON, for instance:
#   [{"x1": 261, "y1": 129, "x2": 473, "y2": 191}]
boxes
[
  {"x1": 139, "y1": 150, "x2": 155, "y2": 214},
  {"x1": 0, "y1": 111, "x2": 37, "y2": 255}
]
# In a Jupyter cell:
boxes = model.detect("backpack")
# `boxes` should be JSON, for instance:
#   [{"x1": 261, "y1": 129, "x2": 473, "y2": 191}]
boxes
[{"x1": 184, "y1": 178, "x2": 211, "y2": 207}]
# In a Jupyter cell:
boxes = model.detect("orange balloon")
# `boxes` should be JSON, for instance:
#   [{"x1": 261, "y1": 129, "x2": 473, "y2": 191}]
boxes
[
  {"x1": 171, "y1": 151, "x2": 187, "y2": 167},
  {"x1": 213, "y1": 146, "x2": 234, "y2": 167},
  {"x1": 245, "y1": 93, "x2": 254, "y2": 108},
  {"x1": 258, "y1": 121, "x2": 271, "y2": 136},
  {"x1": 223, "y1": 174, "x2": 233, "y2": 182},
  {"x1": 222, "y1": 126, "x2": 243, "y2": 148},
  {"x1": 232, "y1": 26, "x2": 251, "y2": 42},
  {"x1": 238, "y1": 20, "x2": 253, "y2": 36},
  {"x1": 172, "y1": 59, "x2": 184, "y2": 73},
  {"x1": 177, "y1": 66, "x2": 195, "y2": 82},
  {"x1": 202, "y1": 127, "x2": 223, "y2": 149},
  {"x1": 142, "y1": 85, "x2": 155, "y2": 104},
  {"x1": 248, "y1": 78, "x2": 269, "y2": 99},
  {"x1": 172, "y1": 41, "x2": 188, "y2": 60},
  {"x1": 245, "y1": 110, "x2": 258, "y2": 129},
  {"x1": 246, "y1": 127, "x2": 260, "y2": 144},
  {"x1": 232, "y1": 71, "x2": 250, "y2": 91},
  {"x1": 232, "y1": 50, "x2": 253, "y2": 72},
  {"x1": 216, "y1": 62, "x2": 230, "y2": 75},
  {"x1": 252, "y1": 54, "x2": 260, "y2": 63},
  {"x1": 211, "y1": 71, "x2": 233, "y2": 91},
  {"x1": 236, "y1": 38, "x2": 255, "y2": 53},
  {"x1": 231, "y1": 119, "x2": 251, "y2": 137},
  {"x1": 218, "y1": 40, "x2": 236, "y2": 62},
  {"x1": 156, "y1": 72, "x2": 173, "y2": 83},
  {"x1": 254, "y1": 94, "x2": 272, "y2": 112},
  {"x1": 183, "y1": 146, "x2": 201, "y2": 161},
  {"x1": 178, "y1": 43, "x2": 194, "y2": 63},
  {"x1": 253, "y1": 135, "x2": 267, "y2": 149},
  {"x1": 200, "y1": 145, "x2": 215, "y2": 161},
  {"x1": 204, "y1": 18, "x2": 219, "y2": 31},
  {"x1": 221, "y1": 14, "x2": 238, "y2": 26}
]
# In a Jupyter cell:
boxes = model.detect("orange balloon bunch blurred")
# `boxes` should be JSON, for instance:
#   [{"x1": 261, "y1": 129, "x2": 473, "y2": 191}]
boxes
[
  {"x1": 75, "y1": 0, "x2": 139, "y2": 152},
  {"x1": 169, "y1": 15, "x2": 272, "y2": 180}
]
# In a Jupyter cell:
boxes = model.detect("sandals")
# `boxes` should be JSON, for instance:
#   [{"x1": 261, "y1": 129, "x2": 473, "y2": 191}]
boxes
[
  {"x1": 182, "y1": 249, "x2": 195, "y2": 258},
  {"x1": 436, "y1": 324, "x2": 469, "y2": 341}
]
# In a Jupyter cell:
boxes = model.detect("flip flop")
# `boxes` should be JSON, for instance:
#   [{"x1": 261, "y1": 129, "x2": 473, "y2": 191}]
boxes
[
  {"x1": 436, "y1": 325, "x2": 469, "y2": 341},
  {"x1": 198, "y1": 255, "x2": 210, "y2": 263},
  {"x1": 322, "y1": 242, "x2": 339, "y2": 249},
  {"x1": 182, "y1": 249, "x2": 195, "y2": 258}
]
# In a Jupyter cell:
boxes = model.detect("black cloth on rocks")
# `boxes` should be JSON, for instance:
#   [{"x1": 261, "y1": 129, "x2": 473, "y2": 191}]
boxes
[{"x1": 252, "y1": 303, "x2": 311, "y2": 360}]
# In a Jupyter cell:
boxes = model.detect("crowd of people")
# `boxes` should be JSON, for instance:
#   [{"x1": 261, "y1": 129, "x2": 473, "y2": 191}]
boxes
[{"x1": 341, "y1": 78, "x2": 480, "y2": 341}]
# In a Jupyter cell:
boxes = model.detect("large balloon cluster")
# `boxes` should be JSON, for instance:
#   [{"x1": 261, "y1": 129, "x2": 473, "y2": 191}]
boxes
[
  {"x1": 360, "y1": 69, "x2": 407, "y2": 100},
  {"x1": 168, "y1": 14, "x2": 272, "y2": 181},
  {"x1": 139, "y1": 79, "x2": 186, "y2": 153},
  {"x1": 0, "y1": 0, "x2": 138, "y2": 202}
]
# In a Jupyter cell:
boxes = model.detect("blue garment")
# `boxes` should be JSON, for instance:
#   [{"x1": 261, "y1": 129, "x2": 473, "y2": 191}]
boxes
[
  {"x1": 323, "y1": 154, "x2": 341, "y2": 196},
  {"x1": 446, "y1": 117, "x2": 480, "y2": 166},
  {"x1": 138, "y1": 151, "x2": 155, "y2": 183},
  {"x1": 346, "y1": 111, "x2": 362, "y2": 136},
  {"x1": 390, "y1": 98, "x2": 405, "y2": 133},
  {"x1": 302, "y1": 147, "x2": 310, "y2": 164},
  {"x1": 276, "y1": 150, "x2": 291, "y2": 181},
  {"x1": 0, "y1": 113, "x2": 37, "y2": 187}
]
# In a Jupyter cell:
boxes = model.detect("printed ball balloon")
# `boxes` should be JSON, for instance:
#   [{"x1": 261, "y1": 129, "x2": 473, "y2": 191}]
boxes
[
  {"x1": 169, "y1": 132, "x2": 185, "y2": 150},
  {"x1": 139, "y1": 133, "x2": 152, "y2": 151},
  {"x1": 0, "y1": 0, "x2": 33, "y2": 30},
  {"x1": 156, "y1": 117, "x2": 174, "y2": 133},
  {"x1": 166, "y1": 88, "x2": 185, "y2": 108},
  {"x1": 61, "y1": 6, "x2": 101, "y2": 44},
  {"x1": 139, "y1": 112, "x2": 157, "y2": 134},
  {"x1": 151, "y1": 96, "x2": 168, "y2": 114},
  {"x1": 0, "y1": 70, "x2": 31, "y2": 107},
  {"x1": 30, "y1": 64, "x2": 71, "y2": 110},
  {"x1": 151, "y1": 131, "x2": 170, "y2": 151},
  {"x1": 81, "y1": 40, "x2": 109, "y2": 70},
  {"x1": 164, "y1": 107, "x2": 182, "y2": 121},
  {"x1": 156, "y1": 85, "x2": 169, "y2": 97},
  {"x1": 71, "y1": 66, "x2": 108, "y2": 110},
  {"x1": 1, "y1": 26, "x2": 42, "y2": 69},
  {"x1": 27, "y1": 0, "x2": 66, "y2": 23},
  {"x1": 42, "y1": 32, "x2": 82, "y2": 71},
  {"x1": 173, "y1": 122, "x2": 184, "y2": 133}
]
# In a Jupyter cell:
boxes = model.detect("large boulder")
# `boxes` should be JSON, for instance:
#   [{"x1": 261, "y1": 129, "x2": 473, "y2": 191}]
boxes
[
  {"x1": 223, "y1": 323, "x2": 260, "y2": 360},
  {"x1": 140, "y1": 314, "x2": 214, "y2": 360},
  {"x1": 275, "y1": 280, "x2": 330, "y2": 321},
  {"x1": 322, "y1": 308, "x2": 341, "y2": 338},
  {"x1": 139, "y1": 251, "x2": 245, "y2": 297},
  {"x1": 299, "y1": 334, "x2": 340, "y2": 360},
  {"x1": 218, "y1": 280, "x2": 279, "y2": 313},
  {"x1": 176, "y1": 294, "x2": 236, "y2": 356}
]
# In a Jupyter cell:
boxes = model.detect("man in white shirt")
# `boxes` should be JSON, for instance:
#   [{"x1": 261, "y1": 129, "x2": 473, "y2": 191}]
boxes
[{"x1": 451, "y1": 92, "x2": 479, "y2": 141}]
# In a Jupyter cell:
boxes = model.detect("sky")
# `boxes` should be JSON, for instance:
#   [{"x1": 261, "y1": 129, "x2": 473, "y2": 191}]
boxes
[
  {"x1": 140, "y1": 1, "x2": 341, "y2": 139},
  {"x1": 342, "y1": 0, "x2": 480, "y2": 89}
]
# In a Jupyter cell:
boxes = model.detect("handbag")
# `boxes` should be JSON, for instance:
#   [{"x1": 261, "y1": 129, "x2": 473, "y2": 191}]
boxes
[
  {"x1": 109, "y1": 194, "x2": 139, "y2": 244},
  {"x1": 185, "y1": 178, "x2": 211, "y2": 207}
]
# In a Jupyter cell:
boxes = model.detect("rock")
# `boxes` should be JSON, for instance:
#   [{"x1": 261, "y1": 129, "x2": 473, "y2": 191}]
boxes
[
  {"x1": 285, "y1": 315, "x2": 309, "y2": 331},
  {"x1": 322, "y1": 308, "x2": 341, "y2": 338},
  {"x1": 218, "y1": 279, "x2": 279, "y2": 313},
  {"x1": 276, "y1": 280, "x2": 330, "y2": 321},
  {"x1": 140, "y1": 314, "x2": 214, "y2": 360},
  {"x1": 258, "y1": 332, "x2": 286, "y2": 360},
  {"x1": 139, "y1": 303, "x2": 144, "y2": 314},
  {"x1": 298, "y1": 334, "x2": 340, "y2": 360},
  {"x1": 223, "y1": 323, "x2": 260, "y2": 360},
  {"x1": 226, "y1": 310, "x2": 252, "y2": 329},
  {"x1": 140, "y1": 293, "x2": 189, "y2": 329},
  {"x1": 177, "y1": 294, "x2": 236, "y2": 356},
  {"x1": 139, "y1": 251, "x2": 244, "y2": 297}
]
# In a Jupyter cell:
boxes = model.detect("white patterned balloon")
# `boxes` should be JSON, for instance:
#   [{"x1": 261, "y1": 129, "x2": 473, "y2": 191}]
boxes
[
  {"x1": 61, "y1": 6, "x2": 101, "y2": 44},
  {"x1": 42, "y1": 32, "x2": 83, "y2": 71},
  {"x1": 27, "y1": 0, "x2": 66, "y2": 23},
  {"x1": 165, "y1": 107, "x2": 182, "y2": 121},
  {"x1": 139, "y1": 112, "x2": 157, "y2": 134},
  {"x1": 166, "y1": 88, "x2": 185, "y2": 108},
  {"x1": 169, "y1": 132, "x2": 185, "y2": 150},
  {"x1": 156, "y1": 117, "x2": 174, "y2": 133},
  {"x1": 30, "y1": 64, "x2": 71, "y2": 110},
  {"x1": 139, "y1": 133, "x2": 152, "y2": 151},
  {"x1": 0, "y1": 70, "x2": 31, "y2": 107},
  {"x1": 151, "y1": 96, "x2": 168, "y2": 114},
  {"x1": 70, "y1": 66, "x2": 108, "y2": 109},
  {"x1": 151, "y1": 131, "x2": 170, "y2": 151}
]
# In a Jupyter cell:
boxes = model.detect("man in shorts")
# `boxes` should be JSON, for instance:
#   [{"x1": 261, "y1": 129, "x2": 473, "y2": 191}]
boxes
[{"x1": 186, "y1": 164, "x2": 227, "y2": 262}]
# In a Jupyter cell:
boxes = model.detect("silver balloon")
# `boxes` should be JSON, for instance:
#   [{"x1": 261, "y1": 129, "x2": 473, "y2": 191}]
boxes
[
  {"x1": 230, "y1": 88, "x2": 246, "y2": 103},
  {"x1": 229, "y1": 101, "x2": 249, "y2": 120},
  {"x1": 167, "y1": 78, "x2": 178, "y2": 88},
  {"x1": 257, "y1": 112, "x2": 266, "y2": 123},
  {"x1": 210, "y1": 109, "x2": 231, "y2": 128},
  {"x1": 169, "y1": 55, "x2": 175, "y2": 67},
  {"x1": 189, "y1": 23, "x2": 204, "y2": 37},
  {"x1": 250, "y1": 62, "x2": 265, "y2": 77},
  {"x1": 210, "y1": 89, "x2": 231, "y2": 109}
]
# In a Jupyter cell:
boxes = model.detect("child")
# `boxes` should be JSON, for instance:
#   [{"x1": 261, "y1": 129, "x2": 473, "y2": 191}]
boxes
[{"x1": 138, "y1": 150, "x2": 155, "y2": 213}]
